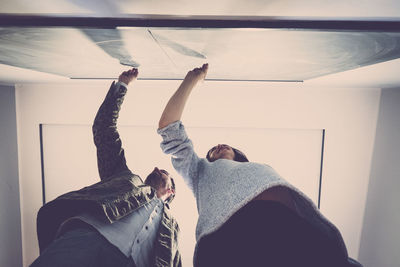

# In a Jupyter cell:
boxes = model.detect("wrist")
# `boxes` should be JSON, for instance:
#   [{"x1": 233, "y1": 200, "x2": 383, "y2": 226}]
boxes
[
  {"x1": 182, "y1": 77, "x2": 199, "y2": 87},
  {"x1": 117, "y1": 81, "x2": 129, "y2": 88}
]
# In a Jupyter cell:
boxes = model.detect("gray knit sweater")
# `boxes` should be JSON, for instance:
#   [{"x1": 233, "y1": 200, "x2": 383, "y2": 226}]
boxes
[{"x1": 158, "y1": 121, "x2": 349, "y2": 262}]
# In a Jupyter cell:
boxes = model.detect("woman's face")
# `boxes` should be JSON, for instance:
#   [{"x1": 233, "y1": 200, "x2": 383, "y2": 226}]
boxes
[{"x1": 209, "y1": 144, "x2": 235, "y2": 161}]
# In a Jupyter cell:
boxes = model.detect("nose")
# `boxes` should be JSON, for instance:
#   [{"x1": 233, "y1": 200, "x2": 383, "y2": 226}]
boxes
[{"x1": 217, "y1": 144, "x2": 226, "y2": 150}]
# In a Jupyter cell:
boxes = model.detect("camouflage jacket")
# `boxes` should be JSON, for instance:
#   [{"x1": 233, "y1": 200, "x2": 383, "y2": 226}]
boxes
[{"x1": 36, "y1": 82, "x2": 182, "y2": 267}]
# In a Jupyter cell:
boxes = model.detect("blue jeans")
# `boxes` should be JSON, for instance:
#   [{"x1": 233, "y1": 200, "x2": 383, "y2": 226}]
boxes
[{"x1": 30, "y1": 227, "x2": 135, "y2": 267}]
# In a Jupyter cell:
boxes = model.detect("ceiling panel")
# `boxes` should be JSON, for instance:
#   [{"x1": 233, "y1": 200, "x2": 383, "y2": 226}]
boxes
[{"x1": 1, "y1": 27, "x2": 399, "y2": 81}]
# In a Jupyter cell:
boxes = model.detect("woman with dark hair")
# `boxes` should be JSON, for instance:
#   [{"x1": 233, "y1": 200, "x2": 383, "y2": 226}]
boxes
[
  {"x1": 206, "y1": 144, "x2": 249, "y2": 163},
  {"x1": 158, "y1": 64, "x2": 362, "y2": 267}
]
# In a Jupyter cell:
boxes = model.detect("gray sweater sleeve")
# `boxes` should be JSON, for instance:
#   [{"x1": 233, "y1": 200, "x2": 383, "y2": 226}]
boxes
[{"x1": 157, "y1": 121, "x2": 200, "y2": 194}]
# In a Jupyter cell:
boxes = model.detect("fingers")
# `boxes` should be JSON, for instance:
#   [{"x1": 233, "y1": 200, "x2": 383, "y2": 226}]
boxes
[
  {"x1": 192, "y1": 63, "x2": 208, "y2": 73},
  {"x1": 189, "y1": 63, "x2": 209, "y2": 76},
  {"x1": 184, "y1": 63, "x2": 209, "y2": 83},
  {"x1": 118, "y1": 68, "x2": 139, "y2": 84},
  {"x1": 121, "y1": 68, "x2": 138, "y2": 77},
  {"x1": 201, "y1": 63, "x2": 208, "y2": 75},
  {"x1": 129, "y1": 68, "x2": 138, "y2": 76}
]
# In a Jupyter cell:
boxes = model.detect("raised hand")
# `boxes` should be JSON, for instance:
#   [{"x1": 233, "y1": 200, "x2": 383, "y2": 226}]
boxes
[
  {"x1": 158, "y1": 63, "x2": 209, "y2": 129},
  {"x1": 184, "y1": 63, "x2": 208, "y2": 84},
  {"x1": 118, "y1": 68, "x2": 139, "y2": 85}
]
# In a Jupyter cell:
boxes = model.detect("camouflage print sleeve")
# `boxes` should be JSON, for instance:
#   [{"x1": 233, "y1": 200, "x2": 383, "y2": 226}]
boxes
[{"x1": 92, "y1": 81, "x2": 131, "y2": 180}]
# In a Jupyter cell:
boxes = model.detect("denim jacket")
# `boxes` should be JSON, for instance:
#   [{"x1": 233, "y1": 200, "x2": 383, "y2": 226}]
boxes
[{"x1": 36, "y1": 82, "x2": 182, "y2": 267}]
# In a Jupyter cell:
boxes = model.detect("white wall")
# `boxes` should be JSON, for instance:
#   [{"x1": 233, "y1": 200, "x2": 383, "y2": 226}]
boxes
[
  {"x1": 359, "y1": 88, "x2": 400, "y2": 267},
  {"x1": 16, "y1": 80, "x2": 380, "y2": 266},
  {"x1": 0, "y1": 85, "x2": 23, "y2": 267}
]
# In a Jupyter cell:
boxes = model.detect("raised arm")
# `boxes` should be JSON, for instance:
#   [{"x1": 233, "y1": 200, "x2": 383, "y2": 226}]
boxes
[
  {"x1": 92, "y1": 68, "x2": 138, "y2": 180},
  {"x1": 159, "y1": 63, "x2": 208, "y2": 129},
  {"x1": 158, "y1": 64, "x2": 208, "y2": 193}
]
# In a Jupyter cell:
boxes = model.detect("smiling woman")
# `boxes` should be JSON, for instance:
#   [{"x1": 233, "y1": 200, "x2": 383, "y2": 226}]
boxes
[
  {"x1": 206, "y1": 144, "x2": 248, "y2": 162},
  {"x1": 158, "y1": 64, "x2": 363, "y2": 266}
]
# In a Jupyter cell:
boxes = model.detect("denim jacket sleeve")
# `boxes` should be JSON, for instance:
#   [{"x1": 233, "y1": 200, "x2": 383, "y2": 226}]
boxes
[{"x1": 92, "y1": 81, "x2": 131, "y2": 180}]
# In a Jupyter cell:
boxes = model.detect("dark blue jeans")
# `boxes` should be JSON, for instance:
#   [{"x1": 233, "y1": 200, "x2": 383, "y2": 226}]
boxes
[{"x1": 30, "y1": 226, "x2": 135, "y2": 267}]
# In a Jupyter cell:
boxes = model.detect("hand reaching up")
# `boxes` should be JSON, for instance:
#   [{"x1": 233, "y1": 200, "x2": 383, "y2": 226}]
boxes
[
  {"x1": 184, "y1": 63, "x2": 208, "y2": 84},
  {"x1": 118, "y1": 68, "x2": 138, "y2": 85},
  {"x1": 158, "y1": 63, "x2": 209, "y2": 129}
]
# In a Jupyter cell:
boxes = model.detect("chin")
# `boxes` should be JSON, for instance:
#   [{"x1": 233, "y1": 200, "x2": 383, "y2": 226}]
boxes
[
  {"x1": 217, "y1": 156, "x2": 232, "y2": 161},
  {"x1": 221, "y1": 153, "x2": 234, "y2": 160}
]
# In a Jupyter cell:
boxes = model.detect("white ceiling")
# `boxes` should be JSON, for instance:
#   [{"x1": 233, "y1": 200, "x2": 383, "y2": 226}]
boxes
[{"x1": 1, "y1": 0, "x2": 400, "y2": 17}]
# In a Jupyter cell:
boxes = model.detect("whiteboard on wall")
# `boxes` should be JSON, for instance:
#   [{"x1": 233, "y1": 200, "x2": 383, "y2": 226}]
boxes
[{"x1": 40, "y1": 124, "x2": 323, "y2": 266}]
